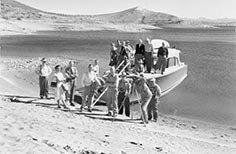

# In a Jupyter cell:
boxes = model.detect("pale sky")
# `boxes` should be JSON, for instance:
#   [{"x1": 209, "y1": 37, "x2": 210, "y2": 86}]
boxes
[{"x1": 17, "y1": 0, "x2": 236, "y2": 19}]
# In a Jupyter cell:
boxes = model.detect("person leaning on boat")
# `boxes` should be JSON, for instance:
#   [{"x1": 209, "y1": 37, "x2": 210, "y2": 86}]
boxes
[
  {"x1": 147, "y1": 78, "x2": 161, "y2": 122},
  {"x1": 103, "y1": 66, "x2": 119, "y2": 116},
  {"x1": 154, "y1": 42, "x2": 169, "y2": 74},
  {"x1": 144, "y1": 38, "x2": 154, "y2": 73},
  {"x1": 65, "y1": 61, "x2": 78, "y2": 106},
  {"x1": 118, "y1": 72, "x2": 131, "y2": 117},
  {"x1": 81, "y1": 64, "x2": 101, "y2": 112},
  {"x1": 36, "y1": 58, "x2": 52, "y2": 99}
]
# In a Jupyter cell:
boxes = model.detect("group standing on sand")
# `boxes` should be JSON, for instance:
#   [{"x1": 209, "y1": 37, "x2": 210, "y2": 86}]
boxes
[{"x1": 36, "y1": 38, "x2": 164, "y2": 124}]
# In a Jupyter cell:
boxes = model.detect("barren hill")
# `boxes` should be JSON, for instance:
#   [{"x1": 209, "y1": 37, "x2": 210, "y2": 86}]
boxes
[{"x1": 1, "y1": 0, "x2": 235, "y2": 35}]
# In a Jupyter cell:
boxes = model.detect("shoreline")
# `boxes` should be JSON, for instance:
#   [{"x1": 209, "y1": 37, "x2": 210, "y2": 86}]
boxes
[
  {"x1": 1, "y1": 57, "x2": 236, "y2": 153},
  {"x1": 0, "y1": 57, "x2": 235, "y2": 127}
]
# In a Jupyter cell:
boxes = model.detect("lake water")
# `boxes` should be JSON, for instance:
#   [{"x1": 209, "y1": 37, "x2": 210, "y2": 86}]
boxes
[{"x1": 1, "y1": 28, "x2": 236, "y2": 126}]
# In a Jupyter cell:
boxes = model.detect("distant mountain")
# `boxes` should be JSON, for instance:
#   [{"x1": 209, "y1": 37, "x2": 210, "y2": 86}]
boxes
[
  {"x1": 95, "y1": 6, "x2": 182, "y2": 26},
  {"x1": 1, "y1": 0, "x2": 182, "y2": 26},
  {"x1": 1, "y1": 0, "x2": 235, "y2": 34}
]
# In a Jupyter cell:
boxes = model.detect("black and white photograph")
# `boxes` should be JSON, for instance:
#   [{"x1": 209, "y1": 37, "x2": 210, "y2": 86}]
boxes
[{"x1": 0, "y1": 0, "x2": 236, "y2": 153}]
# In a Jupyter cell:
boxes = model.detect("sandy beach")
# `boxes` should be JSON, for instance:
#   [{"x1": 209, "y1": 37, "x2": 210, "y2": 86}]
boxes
[{"x1": 1, "y1": 57, "x2": 236, "y2": 154}]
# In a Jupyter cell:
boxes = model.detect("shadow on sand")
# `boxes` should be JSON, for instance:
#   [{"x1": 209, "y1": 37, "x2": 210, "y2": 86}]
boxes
[{"x1": 2, "y1": 94, "x2": 141, "y2": 124}]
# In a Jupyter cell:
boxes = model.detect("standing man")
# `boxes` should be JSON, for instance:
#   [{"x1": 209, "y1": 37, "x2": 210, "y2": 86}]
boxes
[
  {"x1": 36, "y1": 58, "x2": 52, "y2": 99},
  {"x1": 135, "y1": 39, "x2": 145, "y2": 66},
  {"x1": 147, "y1": 78, "x2": 162, "y2": 122},
  {"x1": 81, "y1": 64, "x2": 101, "y2": 112},
  {"x1": 118, "y1": 73, "x2": 131, "y2": 117},
  {"x1": 144, "y1": 38, "x2": 154, "y2": 73},
  {"x1": 65, "y1": 61, "x2": 78, "y2": 106},
  {"x1": 157, "y1": 42, "x2": 169, "y2": 74},
  {"x1": 103, "y1": 66, "x2": 119, "y2": 116}
]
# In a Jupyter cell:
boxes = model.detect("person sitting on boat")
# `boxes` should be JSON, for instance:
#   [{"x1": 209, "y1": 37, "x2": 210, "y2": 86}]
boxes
[
  {"x1": 147, "y1": 78, "x2": 162, "y2": 122},
  {"x1": 81, "y1": 64, "x2": 101, "y2": 112},
  {"x1": 52, "y1": 65, "x2": 68, "y2": 108},
  {"x1": 65, "y1": 61, "x2": 78, "y2": 106},
  {"x1": 131, "y1": 73, "x2": 152, "y2": 124},
  {"x1": 154, "y1": 42, "x2": 169, "y2": 74},
  {"x1": 134, "y1": 59, "x2": 145, "y2": 73},
  {"x1": 109, "y1": 43, "x2": 119, "y2": 67},
  {"x1": 135, "y1": 39, "x2": 145, "y2": 66},
  {"x1": 118, "y1": 72, "x2": 131, "y2": 117},
  {"x1": 144, "y1": 38, "x2": 154, "y2": 73},
  {"x1": 103, "y1": 66, "x2": 119, "y2": 117}
]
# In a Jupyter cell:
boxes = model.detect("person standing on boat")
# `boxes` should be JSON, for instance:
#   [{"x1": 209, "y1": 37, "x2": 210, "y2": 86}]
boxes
[
  {"x1": 103, "y1": 66, "x2": 119, "y2": 116},
  {"x1": 109, "y1": 43, "x2": 119, "y2": 67},
  {"x1": 132, "y1": 73, "x2": 152, "y2": 124},
  {"x1": 118, "y1": 72, "x2": 131, "y2": 117},
  {"x1": 81, "y1": 64, "x2": 101, "y2": 112},
  {"x1": 36, "y1": 58, "x2": 52, "y2": 99},
  {"x1": 65, "y1": 61, "x2": 78, "y2": 106},
  {"x1": 147, "y1": 78, "x2": 162, "y2": 122},
  {"x1": 156, "y1": 42, "x2": 169, "y2": 74},
  {"x1": 117, "y1": 41, "x2": 129, "y2": 70},
  {"x1": 135, "y1": 39, "x2": 145, "y2": 66},
  {"x1": 144, "y1": 38, "x2": 154, "y2": 73}
]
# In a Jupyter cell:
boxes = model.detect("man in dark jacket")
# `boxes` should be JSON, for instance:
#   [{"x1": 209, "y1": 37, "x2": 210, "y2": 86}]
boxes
[
  {"x1": 156, "y1": 42, "x2": 168, "y2": 74},
  {"x1": 135, "y1": 39, "x2": 145, "y2": 66}
]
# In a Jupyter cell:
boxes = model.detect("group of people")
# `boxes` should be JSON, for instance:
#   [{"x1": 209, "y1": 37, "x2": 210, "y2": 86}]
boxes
[
  {"x1": 110, "y1": 39, "x2": 169, "y2": 74},
  {"x1": 101, "y1": 66, "x2": 162, "y2": 123},
  {"x1": 36, "y1": 58, "x2": 78, "y2": 108},
  {"x1": 36, "y1": 39, "x2": 164, "y2": 124}
]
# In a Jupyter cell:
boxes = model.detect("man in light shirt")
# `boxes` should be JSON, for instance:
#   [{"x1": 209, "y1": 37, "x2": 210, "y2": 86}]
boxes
[
  {"x1": 81, "y1": 64, "x2": 101, "y2": 112},
  {"x1": 36, "y1": 58, "x2": 52, "y2": 99}
]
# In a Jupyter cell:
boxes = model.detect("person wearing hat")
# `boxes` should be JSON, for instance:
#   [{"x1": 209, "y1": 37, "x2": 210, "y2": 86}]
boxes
[
  {"x1": 36, "y1": 58, "x2": 52, "y2": 99},
  {"x1": 147, "y1": 78, "x2": 162, "y2": 122},
  {"x1": 103, "y1": 66, "x2": 119, "y2": 116},
  {"x1": 117, "y1": 72, "x2": 131, "y2": 117}
]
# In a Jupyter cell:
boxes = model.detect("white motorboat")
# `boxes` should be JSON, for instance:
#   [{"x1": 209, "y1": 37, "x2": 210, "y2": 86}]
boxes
[{"x1": 75, "y1": 39, "x2": 188, "y2": 104}]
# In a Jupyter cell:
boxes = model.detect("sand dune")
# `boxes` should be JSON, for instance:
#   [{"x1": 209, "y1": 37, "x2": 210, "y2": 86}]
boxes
[{"x1": 1, "y1": 57, "x2": 236, "y2": 154}]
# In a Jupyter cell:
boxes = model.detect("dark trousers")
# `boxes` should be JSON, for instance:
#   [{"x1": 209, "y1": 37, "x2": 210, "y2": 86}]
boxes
[
  {"x1": 118, "y1": 92, "x2": 130, "y2": 117},
  {"x1": 155, "y1": 56, "x2": 167, "y2": 73},
  {"x1": 147, "y1": 96, "x2": 160, "y2": 120},
  {"x1": 39, "y1": 76, "x2": 49, "y2": 98},
  {"x1": 68, "y1": 80, "x2": 75, "y2": 103},
  {"x1": 144, "y1": 52, "x2": 153, "y2": 73}
]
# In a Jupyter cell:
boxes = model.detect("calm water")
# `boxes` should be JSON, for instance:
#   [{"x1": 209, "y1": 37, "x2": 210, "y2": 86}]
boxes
[{"x1": 1, "y1": 28, "x2": 236, "y2": 125}]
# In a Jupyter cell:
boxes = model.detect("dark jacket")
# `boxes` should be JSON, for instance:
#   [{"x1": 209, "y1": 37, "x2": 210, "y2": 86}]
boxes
[
  {"x1": 158, "y1": 47, "x2": 168, "y2": 58},
  {"x1": 135, "y1": 44, "x2": 145, "y2": 55}
]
